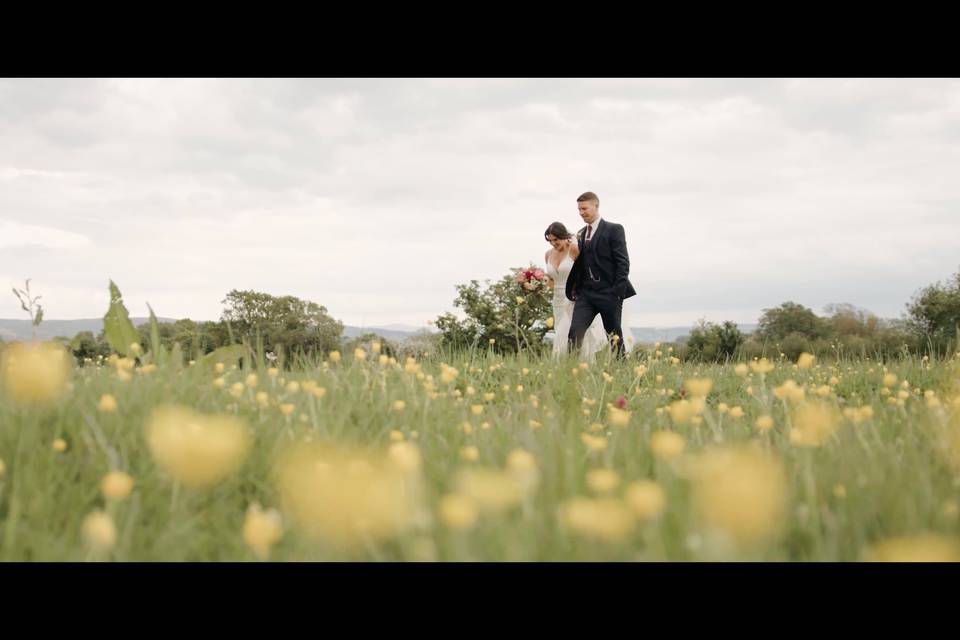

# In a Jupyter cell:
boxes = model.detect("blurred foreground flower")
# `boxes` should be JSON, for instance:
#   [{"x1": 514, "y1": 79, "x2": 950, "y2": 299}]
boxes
[
  {"x1": 684, "y1": 378, "x2": 713, "y2": 398},
  {"x1": 440, "y1": 364, "x2": 459, "y2": 384},
  {"x1": 667, "y1": 398, "x2": 704, "y2": 425},
  {"x1": 773, "y1": 379, "x2": 805, "y2": 403},
  {"x1": 274, "y1": 443, "x2": 424, "y2": 549},
  {"x1": 145, "y1": 405, "x2": 250, "y2": 488},
  {"x1": 0, "y1": 341, "x2": 71, "y2": 405},
  {"x1": 750, "y1": 358, "x2": 774, "y2": 374},
  {"x1": 586, "y1": 469, "x2": 620, "y2": 494},
  {"x1": 864, "y1": 534, "x2": 960, "y2": 562},
  {"x1": 581, "y1": 433, "x2": 608, "y2": 451},
  {"x1": 790, "y1": 401, "x2": 842, "y2": 447},
  {"x1": 98, "y1": 393, "x2": 118, "y2": 413},
  {"x1": 607, "y1": 406, "x2": 631, "y2": 427},
  {"x1": 687, "y1": 445, "x2": 787, "y2": 549},
  {"x1": 82, "y1": 510, "x2": 117, "y2": 552},
  {"x1": 625, "y1": 481, "x2": 666, "y2": 521},
  {"x1": 558, "y1": 498, "x2": 634, "y2": 542},
  {"x1": 243, "y1": 503, "x2": 284, "y2": 560},
  {"x1": 438, "y1": 494, "x2": 479, "y2": 530},
  {"x1": 101, "y1": 471, "x2": 134, "y2": 500},
  {"x1": 455, "y1": 464, "x2": 536, "y2": 514},
  {"x1": 650, "y1": 431, "x2": 685, "y2": 460},
  {"x1": 756, "y1": 415, "x2": 775, "y2": 433}
]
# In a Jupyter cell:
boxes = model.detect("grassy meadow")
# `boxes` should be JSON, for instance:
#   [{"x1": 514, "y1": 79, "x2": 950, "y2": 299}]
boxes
[{"x1": 2, "y1": 339, "x2": 960, "y2": 562}]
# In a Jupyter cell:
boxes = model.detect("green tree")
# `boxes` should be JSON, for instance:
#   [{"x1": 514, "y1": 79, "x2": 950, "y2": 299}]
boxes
[
  {"x1": 67, "y1": 330, "x2": 114, "y2": 365},
  {"x1": 906, "y1": 267, "x2": 960, "y2": 354},
  {"x1": 757, "y1": 302, "x2": 827, "y2": 341},
  {"x1": 823, "y1": 303, "x2": 881, "y2": 338},
  {"x1": 398, "y1": 330, "x2": 443, "y2": 359},
  {"x1": 821, "y1": 303, "x2": 916, "y2": 360},
  {"x1": 435, "y1": 267, "x2": 552, "y2": 355},
  {"x1": 220, "y1": 290, "x2": 343, "y2": 360},
  {"x1": 685, "y1": 319, "x2": 745, "y2": 361}
]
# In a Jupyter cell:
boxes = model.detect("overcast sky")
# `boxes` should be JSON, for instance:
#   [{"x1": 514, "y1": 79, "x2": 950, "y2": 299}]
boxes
[{"x1": 2, "y1": 78, "x2": 959, "y2": 328}]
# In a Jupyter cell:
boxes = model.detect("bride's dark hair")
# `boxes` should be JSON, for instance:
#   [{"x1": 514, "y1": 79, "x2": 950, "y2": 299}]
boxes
[{"x1": 544, "y1": 222, "x2": 573, "y2": 240}]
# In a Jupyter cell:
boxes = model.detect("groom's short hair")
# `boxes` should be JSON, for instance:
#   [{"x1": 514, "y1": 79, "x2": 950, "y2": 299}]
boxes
[{"x1": 577, "y1": 192, "x2": 599, "y2": 205}]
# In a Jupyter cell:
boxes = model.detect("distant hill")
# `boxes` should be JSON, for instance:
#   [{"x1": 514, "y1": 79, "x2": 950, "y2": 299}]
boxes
[
  {"x1": 0, "y1": 317, "x2": 178, "y2": 341},
  {"x1": 341, "y1": 325, "x2": 437, "y2": 342},
  {"x1": 0, "y1": 317, "x2": 434, "y2": 344},
  {"x1": 1, "y1": 318, "x2": 757, "y2": 345}
]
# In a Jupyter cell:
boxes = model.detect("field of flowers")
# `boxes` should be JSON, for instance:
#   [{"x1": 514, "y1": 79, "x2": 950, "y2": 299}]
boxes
[{"x1": 2, "y1": 333, "x2": 960, "y2": 561}]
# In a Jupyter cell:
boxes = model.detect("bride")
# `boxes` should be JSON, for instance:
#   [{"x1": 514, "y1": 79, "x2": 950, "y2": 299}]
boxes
[{"x1": 543, "y1": 222, "x2": 633, "y2": 359}]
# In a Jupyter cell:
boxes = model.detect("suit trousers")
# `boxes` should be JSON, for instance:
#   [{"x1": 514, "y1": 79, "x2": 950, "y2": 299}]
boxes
[{"x1": 567, "y1": 287, "x2": 625, "y2": 358}]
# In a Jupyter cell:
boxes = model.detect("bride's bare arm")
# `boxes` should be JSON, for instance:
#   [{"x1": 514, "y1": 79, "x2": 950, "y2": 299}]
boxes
[{"x1": 544, "y1": 251, "x2": 555, "y2": 288}]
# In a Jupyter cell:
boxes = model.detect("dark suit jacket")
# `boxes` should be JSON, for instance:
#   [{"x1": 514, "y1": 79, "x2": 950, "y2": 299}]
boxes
[{"x1": 565, "y1": 218, "x2": 637, "y2": 302}]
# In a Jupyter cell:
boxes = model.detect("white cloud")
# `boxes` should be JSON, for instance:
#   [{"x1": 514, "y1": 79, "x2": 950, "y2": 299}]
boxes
[
  {"x1": 1, "y1": 78, "x2": 959, "y2": 329},
  {"x1": 0, "y1": 221, "x2": 93, "y2": 250}
]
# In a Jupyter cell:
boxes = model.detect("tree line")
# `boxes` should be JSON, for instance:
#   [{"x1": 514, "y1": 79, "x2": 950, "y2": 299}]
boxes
[
  {"x1": 433, "y1": 265, "x2": 960, "y2": 362},
  {"x1": 4, "y1": 265, "x2": 959, "y2": 365},
  {"x1": 31, "y1": 289, "x2": 439, "y2": 367}
]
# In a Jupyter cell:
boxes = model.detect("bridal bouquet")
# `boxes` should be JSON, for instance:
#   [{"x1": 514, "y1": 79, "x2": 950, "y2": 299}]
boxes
[{"x1": 515, "y1": 268, "x2": 548, "y2": 294}]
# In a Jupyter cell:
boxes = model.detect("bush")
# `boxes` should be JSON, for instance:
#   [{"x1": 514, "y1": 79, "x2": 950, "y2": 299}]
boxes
[
  {"x1": 435, "y1": 266, "x2": 552, "y2": 356},
  {"x1": 396, "y1": 331, "x2": 443, "y2": 359},
  {"x1": 736, "y1": 339, "x2": 768, "y2": 362},
  {"x1": 905, "y1": 267, "x2": 960, "y2": 356},
  {"x1": 778, "y1": 332, "x2": 812, "y2": 362},
  {"x1": 757, "y1": 302, "x2": 827, "y2": 341},
  {"x1": 685, "y1": 320, "x2": 745, "y2": 362}
]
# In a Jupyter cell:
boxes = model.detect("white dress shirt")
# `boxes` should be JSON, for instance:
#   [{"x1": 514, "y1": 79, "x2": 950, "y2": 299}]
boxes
[{"x1": 586, "y1": 217, "x2": 602, "y2": 241}]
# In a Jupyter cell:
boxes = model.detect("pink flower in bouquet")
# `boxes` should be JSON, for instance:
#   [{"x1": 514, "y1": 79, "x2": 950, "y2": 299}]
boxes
[
  {"x1": 516, "y1": 268, "x2": 547, "y2": 293},
  {"x1": 616, "y1": 395, "x2": 627, "y2": 409}
]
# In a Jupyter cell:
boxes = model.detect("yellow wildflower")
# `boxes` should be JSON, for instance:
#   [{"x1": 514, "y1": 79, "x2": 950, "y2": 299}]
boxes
[
  {"x1": 243, "y1": 503, "x2": 284, "y2": 560},
  {"x1": 689, "y1": 446, "x2": 786, "y2": 547},
  {"x1": 625, "y1": 481, "x2": 666, "y2": 521},
  {"x1": 650, "y1": 431, "x2": 685, "y2": 460},
  {"x1": 101, "y1": 471, "x2": 134, "y2": 500},
  {"x1": 558, "y1": 498, "x2": 634, "y2": 542},
  {"x1": 0, "y1": 341, "x2": 71, "y2": 405},
  {"x1": 98, "y1": 393, "x2": 118, "y2": 413},
  {"x1": 145, "y1": 405, "x2": 250, "y2": 488},
  {"x1": 438, "y1": 494, "x2": 478, "y2": 529},
  {"x1": 790, "y1": 401, "x2": 842, "y2": 447},
  {"x1": 82, "y1": 510, "x2": 117, "y2": 551},
  {"x1": 865, "y1": 535, "x2": 960, "y2": 562},
  {"x1": 586, "y1": 469, "x2": 620, "y2": 494}
]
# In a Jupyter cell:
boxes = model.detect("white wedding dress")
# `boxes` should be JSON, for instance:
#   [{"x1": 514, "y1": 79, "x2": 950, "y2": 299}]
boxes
[{"x1": 545, "y1": 254, "x2": 611, "y2": 360}]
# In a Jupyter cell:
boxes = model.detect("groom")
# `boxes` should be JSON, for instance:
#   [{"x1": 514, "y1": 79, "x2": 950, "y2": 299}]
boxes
[{"x1": 566, "y1": 191, "x2": 636, "y2": 358}]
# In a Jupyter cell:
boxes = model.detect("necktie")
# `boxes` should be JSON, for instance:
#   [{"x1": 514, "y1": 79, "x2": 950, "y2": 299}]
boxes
[{"x1": 585, "y1": 225, "x2": 592, "y2": 242}]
